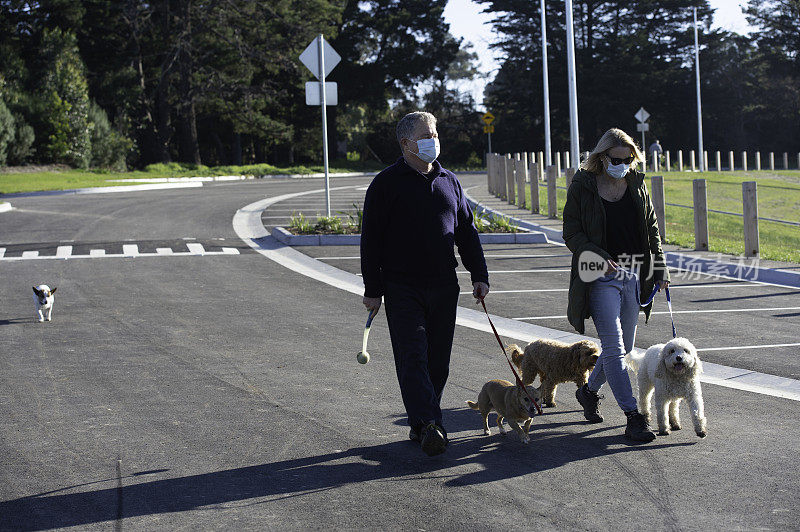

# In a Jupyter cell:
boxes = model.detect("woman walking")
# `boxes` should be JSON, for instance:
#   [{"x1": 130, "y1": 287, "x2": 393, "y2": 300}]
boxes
[{"x1": 562, "y1": 128, "x2": 670, "y2": 442}]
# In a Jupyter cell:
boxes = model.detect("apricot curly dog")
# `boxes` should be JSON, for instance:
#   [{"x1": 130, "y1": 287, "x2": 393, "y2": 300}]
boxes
[{"x1": 510, "y1": 339, "x2": 600, "y2": 407}]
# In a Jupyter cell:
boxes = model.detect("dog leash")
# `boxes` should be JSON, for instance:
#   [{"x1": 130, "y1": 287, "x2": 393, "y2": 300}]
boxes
[
  {"x1": 479, "y1": 298, "x2": 543, "y2": 415},
  {"x1": 641, "y1": 284, "x2": 677, "y2": 338}
]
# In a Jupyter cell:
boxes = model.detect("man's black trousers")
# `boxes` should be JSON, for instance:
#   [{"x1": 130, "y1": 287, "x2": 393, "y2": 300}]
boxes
[{"x1": 383, "y1": 278, "x2": 460, "y2": 430}]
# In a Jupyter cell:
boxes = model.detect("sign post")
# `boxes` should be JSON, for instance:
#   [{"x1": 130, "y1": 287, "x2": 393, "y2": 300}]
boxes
[
  {"x1": 635, "y1": 107, "x2": 650, "y2": 170},
  {"x1": 482, "y1": 112, "x2": 495, "y2": 153},
  {"x1": 300, "y1": 35, "x2": 341, "y2": 216}
]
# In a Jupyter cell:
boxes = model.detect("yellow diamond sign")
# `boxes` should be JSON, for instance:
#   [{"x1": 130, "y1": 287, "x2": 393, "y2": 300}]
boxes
[{"x1": 481, "y1": 112, "x2": 495, "y2": 125}]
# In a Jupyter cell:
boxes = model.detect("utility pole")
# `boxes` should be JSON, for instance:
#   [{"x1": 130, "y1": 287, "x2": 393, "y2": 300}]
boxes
[
  {"x1": 693, "y1": 8, "x2": 705, "y2": 172},
  {"x1": 540, "y1": 0, "x2": 552, "y2": 167},
  {"x1": 565, "y1": 0, "x2": 580, "y2": 169}
]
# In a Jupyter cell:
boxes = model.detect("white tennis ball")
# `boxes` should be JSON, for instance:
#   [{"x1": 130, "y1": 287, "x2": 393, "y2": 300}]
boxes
[{"x1": 357, "y1": 351, "x2": 370, "y2": 364}]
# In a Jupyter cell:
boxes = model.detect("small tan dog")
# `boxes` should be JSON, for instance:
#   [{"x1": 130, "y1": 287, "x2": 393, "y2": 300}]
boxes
[
  {"x1": 466, "y1": 379, "x2": 541, "y2": 443},
  {"x1": 510, "y1": 339, "x2": 600, "y2": 407}
]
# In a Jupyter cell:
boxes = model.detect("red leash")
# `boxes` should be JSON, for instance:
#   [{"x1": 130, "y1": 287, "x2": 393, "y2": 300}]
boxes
[{"x1": 479, "y1": 298, "x2": 543, "y2": 416}]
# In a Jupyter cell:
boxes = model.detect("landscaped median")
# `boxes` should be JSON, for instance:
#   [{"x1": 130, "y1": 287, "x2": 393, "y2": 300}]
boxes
[{"x1": 270, "y1": 227, "x2": 549, "y2": 246}]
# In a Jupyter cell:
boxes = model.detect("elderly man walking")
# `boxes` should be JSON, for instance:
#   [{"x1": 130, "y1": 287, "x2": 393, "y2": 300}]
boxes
[{"x1": 360, "y1": 111, "x2": 490, "y2": 456}]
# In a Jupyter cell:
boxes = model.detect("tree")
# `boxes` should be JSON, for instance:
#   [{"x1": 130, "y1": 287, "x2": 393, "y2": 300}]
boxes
[{"x1": 37, "y1": 27, "x2": 91, "y2": 167}]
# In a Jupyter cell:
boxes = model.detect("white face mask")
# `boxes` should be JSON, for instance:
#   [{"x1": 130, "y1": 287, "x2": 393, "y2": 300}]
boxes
[
  {"x1": 607, "y1": 162, "x2": 629, "y2": 179},
  {"x1": 414, "y1": 138, "x2": 440, "y2": 163}
]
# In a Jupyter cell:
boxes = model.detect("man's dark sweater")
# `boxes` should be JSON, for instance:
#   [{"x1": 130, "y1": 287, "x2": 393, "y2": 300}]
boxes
[{"x1": 360, "y1": 157, "x2": 489, "y2": 298}]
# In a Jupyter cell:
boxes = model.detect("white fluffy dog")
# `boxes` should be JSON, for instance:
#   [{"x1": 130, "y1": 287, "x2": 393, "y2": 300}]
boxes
[{"x1": 626, "y1": 338, "x2": 707, "y2": 438}]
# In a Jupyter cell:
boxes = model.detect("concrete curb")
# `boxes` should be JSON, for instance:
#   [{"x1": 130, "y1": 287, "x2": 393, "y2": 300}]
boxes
[
  {"x1": 105, "y1": 175, "x2": 254, "y2": 183},
  {"x1": 464, "y1": 189, "x2": 800, "y2": 289},
  {"x1": 2, "y1": 181, "x2": 203, "y2": 199},
  {"x1": 270, "y1": 226, "x2": 548, "y2": 246},
  {"x1": 0, "y1": 201, "x2": 12, "y2": 213}
]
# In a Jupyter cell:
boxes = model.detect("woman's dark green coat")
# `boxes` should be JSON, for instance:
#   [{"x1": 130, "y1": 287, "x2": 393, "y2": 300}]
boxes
[{"x1": 562, "y1": 168, "x2": 670, "y2": 334}]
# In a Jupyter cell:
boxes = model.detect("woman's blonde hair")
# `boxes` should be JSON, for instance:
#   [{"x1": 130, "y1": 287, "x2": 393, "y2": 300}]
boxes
[{"x1": 580, "y1": 128, "x2": 644, "y2": 174}]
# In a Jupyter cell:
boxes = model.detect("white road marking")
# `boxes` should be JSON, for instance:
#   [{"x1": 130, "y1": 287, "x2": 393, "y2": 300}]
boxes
[
  {"x1": 697, "y1": 343, "x2": 800, "y2": 352},
  {"x1": 315, "y1": 253, "x2": 572, "y2": 261},
  {"x1": 457, "y1": 269, "x2": 570, "y2": 274},
  {"x1": 0, "y1": 242, "x2": 241, "y2": 261},
  {"x1": 514, "y1": 306, "x2": 800, "y2": 320},
  {"x1": 187, "y1": 243, "x2": 206, "y2": 255}
]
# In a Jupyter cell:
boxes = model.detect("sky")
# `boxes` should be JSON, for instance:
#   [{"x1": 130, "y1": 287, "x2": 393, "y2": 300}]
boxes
[{"x1": 443, "y1": 0, "x2": 755, "y2": 111}]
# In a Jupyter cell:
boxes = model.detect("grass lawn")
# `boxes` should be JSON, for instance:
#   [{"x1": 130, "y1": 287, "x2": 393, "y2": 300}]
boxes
[
  {"x1": 0, "y1": 160, "x2": 387, "y2": 195},
  {"x1": 512, "y1": 170, "x2": 800, "y2": 263}
]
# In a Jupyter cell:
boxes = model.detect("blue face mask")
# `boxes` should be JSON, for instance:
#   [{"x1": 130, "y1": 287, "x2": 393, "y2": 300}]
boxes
[
  {"x1": 607, "y1": 162, "x2": 629, "y2": 179},
  {"x1": 415, "y1": 138, "x2": 440, "y2": 163}
]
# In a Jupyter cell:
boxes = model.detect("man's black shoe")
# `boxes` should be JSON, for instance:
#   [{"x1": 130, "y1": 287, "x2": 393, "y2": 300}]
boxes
[
  {"x1": 625, "y1": 411, "x2": 657, "y2": 442},
  {"x1": 421, "y1": 423, "x2": 447, "y2": 456},
  {"x1": 575, "y1": 384, "x2": 604, "y2": 423},
  {"x1": 409, "y1": 424, "x2": 423, "y2": 442}
]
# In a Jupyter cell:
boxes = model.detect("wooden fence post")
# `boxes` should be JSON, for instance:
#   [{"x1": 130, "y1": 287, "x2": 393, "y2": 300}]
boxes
[
  {"x1": 566, "y1": 167, "x2": 576, "y2": 190},
  {"x1": 546, "y1": 165, "x2": 558, "y2": 219},
  {"x1": 693, "y1": 179, "x2": 709, "y2": 251},
  {"x1": 530, "y1": 162, "x2": 540, "y2": 214},
  {"x1": 486, "y1": 153, "x2": 494, "y2": 194},
  {"x1": 499, "y1": 155, "x2": 508, "y2": 201},
  {"x1": 515, "y1": 157, "x2": 527, "y2": 208},
  {"x1": 505, "y1": 154, "x2": 515, "y2": 205},
  {"x1": 743, "y1": 181, "x2": 759, "y2": 257},
  {"x1": 651, "y1": 175, "x2": 666, "y2": 243}
]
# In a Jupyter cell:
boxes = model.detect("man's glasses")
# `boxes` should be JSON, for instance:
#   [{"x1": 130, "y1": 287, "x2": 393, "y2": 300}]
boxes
[{"x1": 606, "y1": 154, "x2": 635, "y2": 165}]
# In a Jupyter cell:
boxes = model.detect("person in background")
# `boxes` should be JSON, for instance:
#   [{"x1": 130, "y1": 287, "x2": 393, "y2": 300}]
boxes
[
  {"x1": 360, "y1": 111, "x2": 490, "y2": 456},
  {"x1": 563, "y1": 128, "x2": 670, "y2": 442}
]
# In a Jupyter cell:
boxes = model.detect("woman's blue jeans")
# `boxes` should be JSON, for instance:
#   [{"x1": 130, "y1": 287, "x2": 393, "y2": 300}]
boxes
[{"x1": 587, "y1": 271, "x2": 640, "y2": 413}]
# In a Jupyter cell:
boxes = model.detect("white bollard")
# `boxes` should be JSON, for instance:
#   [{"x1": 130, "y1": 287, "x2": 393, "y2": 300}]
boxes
[
  {"x1": 703, "y1": 151, "x2": 708, "y2": 173},
  {"x1": 783, "y1": 152, "x2": 788, "y2": 170},
  {"x1": 729, "y1": 151, "x2": 735, "y2": 172},
  {"x1": 556, "y1": 152, "x2": 562, "y2": 178},
  {"x1": 716, "y1": 151, "x2": 721, "y2": 172},
  {"x1": 652, "y1": 151, "x2": 659, "y2": 172},
  {"x1": 690, "y1": 150, "x2": 696, "y2": 172},
  {"x1": 666, "y1": 151, "x2": 671, "y2": 172},
  {"x1": 678, "y1": 150, "x2": 684, "y2": 172},
  {"x1": 769, "y1": 152, "x2": 774, "y2": 171},
  {"x1": 742, "y1": 151, "x2": 748, "y2": 172},
  {"x1": 756, "y1": 151, "x2": 761, "y2": 171}
]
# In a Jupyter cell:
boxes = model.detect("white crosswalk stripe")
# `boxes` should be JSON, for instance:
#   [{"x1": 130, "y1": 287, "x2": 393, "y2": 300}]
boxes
[{"x1": 0, "y1": 240, "x2": 242, "y2": 261}]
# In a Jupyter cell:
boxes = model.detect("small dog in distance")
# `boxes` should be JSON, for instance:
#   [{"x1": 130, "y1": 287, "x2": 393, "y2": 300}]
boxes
[{"x1": 32, "y1": 285, "x2": 57, "y2": 322}]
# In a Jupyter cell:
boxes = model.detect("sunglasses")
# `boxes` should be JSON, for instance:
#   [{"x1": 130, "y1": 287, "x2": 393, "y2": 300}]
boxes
[{"x1": 606, "y1": 154, "x2": 635, "y2": 165}]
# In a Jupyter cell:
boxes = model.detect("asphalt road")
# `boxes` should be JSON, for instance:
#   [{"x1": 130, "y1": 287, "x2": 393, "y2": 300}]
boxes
[{"x1": 1, "y1": 177, "x2": 798, "y2": 531}]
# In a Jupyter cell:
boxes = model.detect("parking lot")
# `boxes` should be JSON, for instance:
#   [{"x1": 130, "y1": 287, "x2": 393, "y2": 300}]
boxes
[{"x1": 260, "y1": 178, "x2": 800, "y2": 381}]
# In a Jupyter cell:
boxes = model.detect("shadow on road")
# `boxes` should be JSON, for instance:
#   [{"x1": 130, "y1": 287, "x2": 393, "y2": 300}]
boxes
[{"x1": 1, "y1": 410, "x2": 693, "y2": 531}]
